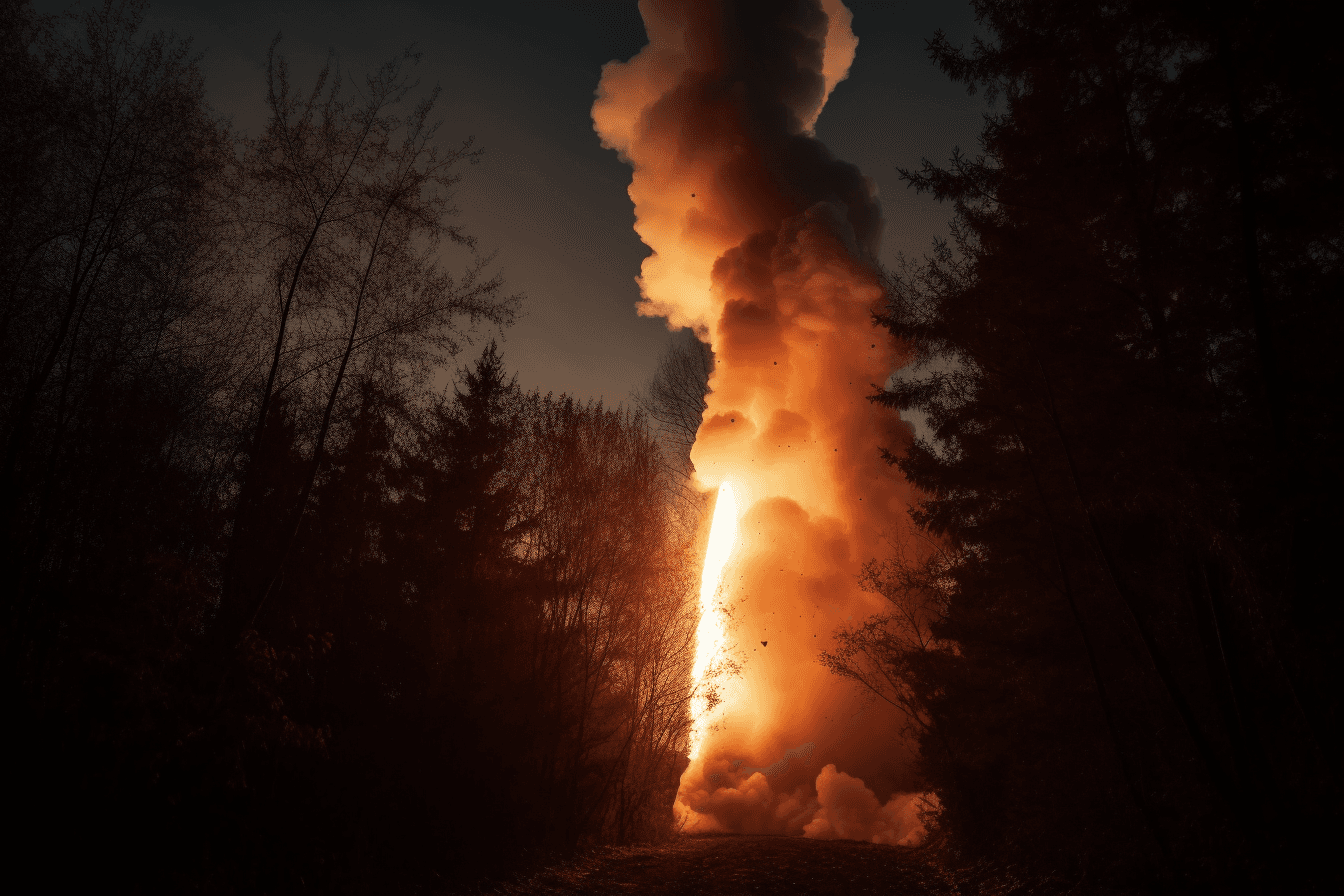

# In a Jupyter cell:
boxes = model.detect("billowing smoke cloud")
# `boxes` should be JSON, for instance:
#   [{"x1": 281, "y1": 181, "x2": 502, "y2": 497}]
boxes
[
  {"x1": 675, "y1": 760, "x2": 935, "y2": 845},
  {"x1": 804, "y1": 764, "x2": 934, "y2": 846},
  {"x1": 594, "y1": 0, "x2": 922, "y2": 834}
]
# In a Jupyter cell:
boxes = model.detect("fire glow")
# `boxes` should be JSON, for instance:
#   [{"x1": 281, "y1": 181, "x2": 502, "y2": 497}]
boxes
[
  {"x1": 596, "y1": 0, "x2": 932, "y2": 841},
  {"x1": 688, "y1": 481, "x2": 739, "y2": 760}
]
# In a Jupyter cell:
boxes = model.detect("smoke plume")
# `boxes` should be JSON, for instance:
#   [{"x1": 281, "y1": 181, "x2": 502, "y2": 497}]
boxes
[
  {"x1": 594, "y1": 0, "x2": 923, "y2": 835},
  {"x1": 804, "y1": 764, "x2": 933, "y2": 845}
]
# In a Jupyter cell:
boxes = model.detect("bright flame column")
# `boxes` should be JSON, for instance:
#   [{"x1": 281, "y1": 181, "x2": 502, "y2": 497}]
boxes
[{"x1": 688, "y1": 482, "x2": 738, "y2": 760}]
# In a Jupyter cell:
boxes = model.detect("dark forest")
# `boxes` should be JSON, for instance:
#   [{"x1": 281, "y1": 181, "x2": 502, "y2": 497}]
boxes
[{"x1": 1, "y1": 0, "x2": 1339, "y2": 893}]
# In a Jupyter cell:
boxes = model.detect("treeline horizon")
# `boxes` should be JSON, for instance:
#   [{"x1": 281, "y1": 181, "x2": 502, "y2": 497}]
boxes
[{"x1": 2, "y1": 0, "x2": 706, "y2": 890}]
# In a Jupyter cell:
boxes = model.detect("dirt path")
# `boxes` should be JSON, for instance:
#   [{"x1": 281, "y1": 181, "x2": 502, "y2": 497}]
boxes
[{"x1": 491, "y1": 833, "x2": 955, "y2": 895}]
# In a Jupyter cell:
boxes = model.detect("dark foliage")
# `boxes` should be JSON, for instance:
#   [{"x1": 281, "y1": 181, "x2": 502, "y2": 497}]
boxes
[
  {"x1": 1, "y1": 3, "x2": 696, "y2": 891},
  {"x1": 633, "y1": 333, "x2": 715, "y2": 532},
  {"x1": 846, "y1": 0, "x2": 1342, "y2": 890}
]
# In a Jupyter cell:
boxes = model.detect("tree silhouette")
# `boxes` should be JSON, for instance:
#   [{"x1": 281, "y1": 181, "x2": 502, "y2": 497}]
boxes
[
  {"x1": 1, "y1": 4, "x2": 694, "y2": 889},
  {"x1": 860, "y1": 0, "x2": 1343, "y2": 886},
  {"x1": 219, "y1": 40, "x2": 519, "y2": 646}
]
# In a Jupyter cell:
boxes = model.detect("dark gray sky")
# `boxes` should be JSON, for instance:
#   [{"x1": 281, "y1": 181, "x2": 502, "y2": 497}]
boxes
[{"x1": 38, "y1": 0, "x2": 985, "y2": 404}]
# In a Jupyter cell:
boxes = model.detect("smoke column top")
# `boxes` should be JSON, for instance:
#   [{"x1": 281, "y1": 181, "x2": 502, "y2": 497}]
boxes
[{"x1": 593, "y1": 0, "x2": 879, "y2": 340}]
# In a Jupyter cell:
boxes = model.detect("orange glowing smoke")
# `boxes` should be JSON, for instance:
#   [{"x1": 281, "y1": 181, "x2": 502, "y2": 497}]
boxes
[{"x1": 595, "y1": 0, "x2": 928, "y2": 837}]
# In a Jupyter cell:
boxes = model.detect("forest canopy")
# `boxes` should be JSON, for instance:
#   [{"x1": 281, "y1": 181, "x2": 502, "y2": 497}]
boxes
[{"x1": 1, "y1": 1, "x2": 703, "y2": 889}]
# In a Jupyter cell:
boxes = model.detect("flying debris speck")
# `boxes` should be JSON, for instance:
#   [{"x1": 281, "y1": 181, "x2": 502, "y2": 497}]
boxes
[{"x1": 761, "y1": 641, "x2": 768, "y2": 647}]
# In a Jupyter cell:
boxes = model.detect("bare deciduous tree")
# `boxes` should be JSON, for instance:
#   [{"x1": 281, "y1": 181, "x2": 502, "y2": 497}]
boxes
[
  {"x1": 513, "y1": 395, "x2": 697, "y2": 847},
  {"x1": 821, "y1": 537, "x2": 955, "y2": 750},
  {"x1": 221, "y1": 41, "x2": 520, "y2": 633},
  {"x1": 0, "y1": 0, "x2": 223, "y2": 538},
  {"x1": 633, "y1": 332, "x2": 713, "y2": 527}
]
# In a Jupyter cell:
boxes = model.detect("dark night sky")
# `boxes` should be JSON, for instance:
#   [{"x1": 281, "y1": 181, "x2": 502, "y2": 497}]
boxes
[{"x1": 36, "y1": 0, "x2": 986, "y2": 403}]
